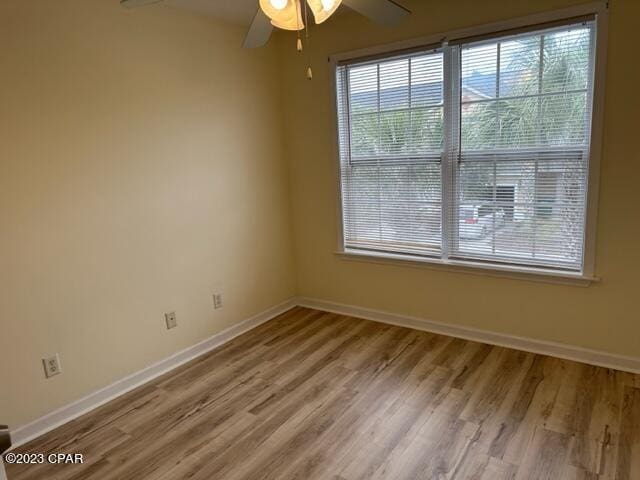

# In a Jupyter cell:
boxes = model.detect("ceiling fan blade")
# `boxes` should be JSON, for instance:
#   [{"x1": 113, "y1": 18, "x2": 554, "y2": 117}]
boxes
[
  {"x1": 120, "y1": 0, "x2": 163, "y2": 8},
  {"x1": 243, "y1": 9, "x2": 274, "y2": 49},
  {"x1": 342, "y1": 0, "x2": 410, "y2": 26}
]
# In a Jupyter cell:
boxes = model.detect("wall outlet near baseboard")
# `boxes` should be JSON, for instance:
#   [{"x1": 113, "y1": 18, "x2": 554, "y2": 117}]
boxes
[
  {"x1": 43, "y1": 354, "x2": 62, "y2": 378},
  {"x1": 165, "y1": 312, "x2": 177, "y2": 330},
  {"x1": 213, "y1": 293, "x2": 223, "y2": 310}
]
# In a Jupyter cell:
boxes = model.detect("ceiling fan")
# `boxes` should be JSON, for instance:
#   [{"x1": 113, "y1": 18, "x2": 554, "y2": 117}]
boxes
[{"x1": 120, "y1": 0, "x2": 411, "y2": 49}]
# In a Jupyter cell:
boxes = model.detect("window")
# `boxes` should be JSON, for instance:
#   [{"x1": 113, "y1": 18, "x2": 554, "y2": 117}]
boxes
[
  {"x1": 335, "y1": 17, "x2": 598, "y2": 275},
  {"x1": 336, "y1": 51, "x2": 445, "y2": 256}
]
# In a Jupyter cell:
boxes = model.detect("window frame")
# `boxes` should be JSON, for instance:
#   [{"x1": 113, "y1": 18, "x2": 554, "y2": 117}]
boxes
[{"x1": 329, "y1": 1, "x2": 608, "y2": 286}]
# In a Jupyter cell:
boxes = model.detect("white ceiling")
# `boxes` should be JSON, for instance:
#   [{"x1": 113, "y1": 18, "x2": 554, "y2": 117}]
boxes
[{"x1": 163, "y1": 0, "x2": 262, "y2": 25}]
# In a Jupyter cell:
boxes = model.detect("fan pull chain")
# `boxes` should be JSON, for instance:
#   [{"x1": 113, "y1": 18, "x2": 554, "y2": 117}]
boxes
[
  {"x1": 295, "y1": 0, "x2": 304, "y2": 54},
  {"x1": 292, "y1": 0, "x2": 313, "y2": 80},
  {"x1": 294, "y1": 0, "x2": 303, "y2": 53},
  {"x1": 303, "y1": 0, "x2": 313, "y2": 80}
]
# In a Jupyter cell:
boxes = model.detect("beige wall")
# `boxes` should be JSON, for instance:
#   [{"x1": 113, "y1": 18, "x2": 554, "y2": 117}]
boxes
[
  {"x1": 279, "y1": 0, "x2": 640, "y2": 358},
  {"x1": 0, "y1": 0, "x2": 295, "y2": 427}
]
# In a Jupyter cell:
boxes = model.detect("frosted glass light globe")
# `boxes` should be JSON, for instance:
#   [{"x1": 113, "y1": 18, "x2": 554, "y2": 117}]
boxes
[
  {"x1": 269, "y1": 0, "x2": 288, "y2": 10},
  {"x1": 321, "y1": 0, "x2": 335, "y2": 10}
]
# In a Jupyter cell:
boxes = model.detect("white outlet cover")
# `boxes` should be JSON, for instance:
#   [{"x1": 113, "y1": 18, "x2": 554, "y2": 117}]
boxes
[
  {"x1": 165, "y1": 312, "x2": 177, "y2": 330},
  {"x1": 213, "y1": 293, "x2": 223, "y2": 309},
  {"x1": 43, "y1": 354, "x2": 62, "y2": 378}
]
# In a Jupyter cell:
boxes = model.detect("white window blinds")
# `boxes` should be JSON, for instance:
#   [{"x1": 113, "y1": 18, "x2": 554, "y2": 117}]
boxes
[
  {"x1": 336, "y1": 50, "x2": 445, "y2": 256},
  {"x1": 336, "y1": 19, "x2": 596, "y2": 273},
  {"x1": 451, "y1": 23, "x2": 595, "y2": 270}
]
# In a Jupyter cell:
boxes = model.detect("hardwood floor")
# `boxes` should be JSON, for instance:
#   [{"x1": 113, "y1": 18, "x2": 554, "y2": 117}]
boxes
[{"x1": 7, "y1": 307, "x2": 640, "y2": 480}]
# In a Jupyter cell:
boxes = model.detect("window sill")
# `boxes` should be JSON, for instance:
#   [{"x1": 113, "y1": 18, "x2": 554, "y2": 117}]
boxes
[{"x1": 336, "y1": 249, "x2": 600, "y2": 287}]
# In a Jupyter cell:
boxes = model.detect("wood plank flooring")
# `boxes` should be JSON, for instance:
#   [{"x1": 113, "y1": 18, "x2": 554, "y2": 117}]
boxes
[{"x1": 7, "y1": 307, "x2": 640, "y2": 480}]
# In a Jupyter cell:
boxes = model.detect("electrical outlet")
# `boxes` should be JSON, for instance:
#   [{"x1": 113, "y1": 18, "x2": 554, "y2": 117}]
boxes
[
  {"x1": 165, "y1": 312, "x2": 177, "y2": 330},
  {"x1": 43, "y1": 354, "x2": 62, "y2": 378},
  {"x1": 213, "y1": 293, "x2": 223, "y2": 310}
]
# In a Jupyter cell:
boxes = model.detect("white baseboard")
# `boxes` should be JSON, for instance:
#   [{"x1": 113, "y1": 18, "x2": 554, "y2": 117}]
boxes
[
  {"x1": 9, "y1": 299, "x2": 297, "y2": 449},
  {"x1": 296, "y1": 297, "x2": 640, "y2": 375}
]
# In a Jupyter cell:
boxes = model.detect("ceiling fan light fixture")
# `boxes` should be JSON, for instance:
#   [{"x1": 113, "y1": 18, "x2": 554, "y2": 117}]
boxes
[
  {"x1": 259, "y1": 0, "x2": 305, "y2": 31},
  {"x1": 307, "y1": 0, "x2": 342, "y2": 24}
]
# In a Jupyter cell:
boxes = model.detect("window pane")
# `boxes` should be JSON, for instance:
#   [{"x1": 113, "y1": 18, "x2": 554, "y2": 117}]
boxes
[
  {"x1": 499, "y1": 37, "x2": 541, "y2": 97},
  {"x1": 461, "y1": 44, "x2": 497, "y2": 99},
  {"x1": 351, "y1": 113, "x2": 379, "y2": 158},
  {"x1": 461, "y1": 102, "x2": 498, "y2": 150},
  {"x1": 379, "y1": 110, "x2": 411, "y2": 155},
  {"x1": 343, "y1": 162, "x2": 442, "y2": 254},
  {"x1": 496, "y1": 98, "x2": 539, "y2": 148},
  {"x1": 380, "y1": 59, "x2": 409, "y2": 111},
  {"x1": 349, "y1": 65, "x2": 378, "y2": 114},
  {"x1": 540, "y1": 92, "x2": 588, "y2": 145},
  {"x1": 410, "y1": 107, "x2": 444, "y2": 152},
  {"x1": 542, "y1": 28, "x2": 591, "y2": 93},
  {"x1": 411, "y1": 54, "x2": 444, "y2": 107}
]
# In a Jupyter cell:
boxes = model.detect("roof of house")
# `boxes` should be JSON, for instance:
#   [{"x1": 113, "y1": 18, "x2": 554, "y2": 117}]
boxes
[{"x1": 350, "y1": 71, "x2": 498, "y2": 111}]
